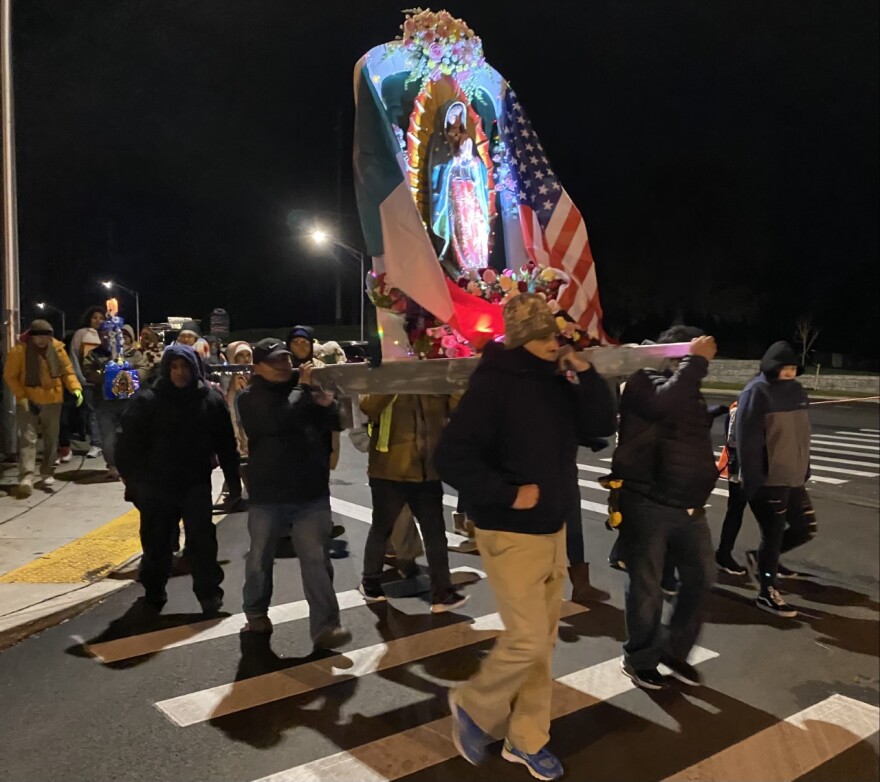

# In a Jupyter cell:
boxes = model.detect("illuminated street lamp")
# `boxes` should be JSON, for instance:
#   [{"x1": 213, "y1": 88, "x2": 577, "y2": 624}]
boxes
[
  {"x1": 309, "y1": 227, "x2": 365, "y2": 343},
  {"x1": 35, "y1": 302, "x2": 65, "y2": 337},
  {"x1": 101, "y1": 280, "x2": 140, "y2": 335}
]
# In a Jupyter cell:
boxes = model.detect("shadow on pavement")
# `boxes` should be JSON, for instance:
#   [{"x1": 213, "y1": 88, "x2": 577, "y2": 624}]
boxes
[{"x1": 65, "y1": 598, "x2": 231, "y2": 669}]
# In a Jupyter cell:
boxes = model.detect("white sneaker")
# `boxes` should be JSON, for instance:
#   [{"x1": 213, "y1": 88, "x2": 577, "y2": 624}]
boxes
[
  {"x1": 59, "y1": 451, "x2": 73, "y2": 464},
  {"x1": 37, "y1": 476, "x2": 56, "y2": 488},
  {"x1": 86, "y1": 446, "x2": 102, "y2": 459}
]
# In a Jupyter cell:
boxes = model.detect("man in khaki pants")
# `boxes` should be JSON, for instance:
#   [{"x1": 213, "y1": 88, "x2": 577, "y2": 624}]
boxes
[
  {"x1": 435, "y1": 294, "x2": 615, "y2": 780},
  {"x1": 3, "y1": 319, "x2": 83, "y2": 497}
]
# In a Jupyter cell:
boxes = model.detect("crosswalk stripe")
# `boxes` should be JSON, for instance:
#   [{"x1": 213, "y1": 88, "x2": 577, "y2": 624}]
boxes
[
  {"x1": 811, "y1": 453, "x2": 880, "y2": 468},
  {"x1": 810, "y1": 444, "x2": 880, "y2": 460},
  {"x1": 248, "y1": 646, "x2": 719, "y2": 782},
  {"x1": 154, "y1": 601, "x2": 590, "y2": 727},
  {"x1": 330, "y1": 496, "x2": 471, "y2": 548},
  {"x1": 832, "y1": 431, "x2": 880, "y2": 441},
  {"x1": 578, "y1": 463, "x2": 608, "y2": 475},
  {"x1": 85, "y1": 567, "x2": 485, "y2": 665},
  {"x1": 808, "y1": 462, "x2": 878, "y2": 477},
  {"x1": 808, "y1": 475, "x2": 847, "y2": 485},
  {"x1": 860, "y1": 428, "x2": 880, "y2": 433},
  {"x1": 662, "y1": 694, "x2": 880, "y2": 782},
  {"x1": 810, "y1": 437, "x2": 879, "y2": 451}
]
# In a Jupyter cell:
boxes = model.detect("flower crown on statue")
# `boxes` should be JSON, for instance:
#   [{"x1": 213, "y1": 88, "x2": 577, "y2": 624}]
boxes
[{"x1": 391, "y1": 8, "x2": 488, "y2": 99}]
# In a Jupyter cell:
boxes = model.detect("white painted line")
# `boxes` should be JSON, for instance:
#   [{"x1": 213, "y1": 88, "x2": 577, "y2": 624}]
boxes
[
  {"x1": 581, "y1": 498, "x2": 608, "y2": 515},
  {"x1": 155, "y1": 601, "x2": 589, "y2": 727},
  {"x1": 832, "y1": 430, "x2": 880, "y2": 440},
  {"x1": 808, "y1": 475, "x2": 848, "y2": 485},
  {"x1": 248, "y1": 646, "x2": 719, "y2": 782},
  {"x1": 860, "y1": 428, "x2": 880, "y2": 433},
  {"x1": 601, "y1": 457, "x2": 612, "y2": 463},
  {"x1": 331, "y1": 495, "x2": 470, "y2": 548},
  {"x1": 578, "y1": 463, "x2": 609, "y2": 475},
  {"x1": 811, "y1": 453, "x2": 880, "y2": 468},
  {"x1": 85, "y1": 567, "x2": 484, "y2": 665},
  {"x1": 808, "y1": 463, "x2": 878, "y2": 477},
  {"x1": 811, "y1": 437, "x2": 879, "y2": 452},
  {"x1": 810, "y1": 445, "x2": 880, "y2": 460},
  {"x1": 663, "y1": 694, "x2": 880, "y2": 782},
  {"x1": 559, "y1": 644, "x2": 719, "y2": 700}
]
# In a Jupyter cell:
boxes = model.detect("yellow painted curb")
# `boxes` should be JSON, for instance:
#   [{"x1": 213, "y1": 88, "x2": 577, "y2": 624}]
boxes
[{"x1": 0, "y1": 509, "x2": 142, "y2": 584}]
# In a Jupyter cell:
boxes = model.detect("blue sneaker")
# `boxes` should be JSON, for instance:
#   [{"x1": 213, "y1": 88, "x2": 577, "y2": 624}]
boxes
[
  {"x1": 448, "y1": 691, "x2": 489, "y2": 766},
  {"x1": 501, "y1": 740, "x2": 564, "y2": 781}
]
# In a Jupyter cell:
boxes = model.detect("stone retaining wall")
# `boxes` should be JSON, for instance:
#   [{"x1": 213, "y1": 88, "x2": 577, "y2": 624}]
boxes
[{"x1": 707, "y1": 360, "x2": 880, "y2": 394}]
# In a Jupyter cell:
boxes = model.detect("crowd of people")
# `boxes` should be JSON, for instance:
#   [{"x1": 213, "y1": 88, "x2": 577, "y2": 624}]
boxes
[{"x1": 1, "y1": 296, "x2": 819, "y2": 781}]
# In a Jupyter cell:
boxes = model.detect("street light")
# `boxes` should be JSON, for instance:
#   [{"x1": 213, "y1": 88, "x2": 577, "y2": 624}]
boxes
[
  {"x1": 101, "y1": 280, "x2": 140, "y2": 335},
  {"x1": 36, "y1": 302, "x2": 65, "y2": 337},
  {"x1": 308, "y1": 227, "x2": 365, "y2": 343}
]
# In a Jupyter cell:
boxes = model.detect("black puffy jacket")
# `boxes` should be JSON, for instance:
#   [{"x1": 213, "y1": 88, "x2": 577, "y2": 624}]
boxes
[
  {"x1": 237, "y1": 375, "x2": 341, "y2": 504},
  {"x1": 434, "y1": 342, "x2": 616, "y2": 535},
  {"x1": 611, "y1": 355, "x2": 718, "y2": 508},
  {"x1": 116, "y1": 344, "x2": 241, "y2": 493}
]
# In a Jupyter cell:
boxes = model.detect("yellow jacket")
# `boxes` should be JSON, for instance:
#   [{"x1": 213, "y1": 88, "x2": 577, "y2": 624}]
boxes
[{"x1": 3, "y1": 339, "x2": 82, "y2": 405}]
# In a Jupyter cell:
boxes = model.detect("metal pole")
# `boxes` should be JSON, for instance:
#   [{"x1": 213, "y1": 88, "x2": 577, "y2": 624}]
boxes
[
  {"x1": 135, "y1": 290, "x2": 140, "y2": 336},
  {"x1": 2, "y1": 0, "x2": 19, "y2": 354},
  {"x1": 2, "y1": 0, "x2": 20, "y2": 457}
]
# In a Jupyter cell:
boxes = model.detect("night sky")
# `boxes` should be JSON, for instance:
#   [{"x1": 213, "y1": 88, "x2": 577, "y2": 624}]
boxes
[{"x1": 12, "y1": 1, "x2": 879, "y2": 358}]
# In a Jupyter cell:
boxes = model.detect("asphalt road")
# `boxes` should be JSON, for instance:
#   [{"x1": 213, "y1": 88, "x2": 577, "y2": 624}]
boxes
[{"x1": 0, "y1": 398, "x2": 877, "y2": 782}]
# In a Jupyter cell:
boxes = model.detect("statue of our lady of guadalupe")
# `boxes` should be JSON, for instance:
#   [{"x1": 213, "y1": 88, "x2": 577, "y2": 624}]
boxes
[{"x1": 429, "y1": 101, "x2": 491, "y2": 274}]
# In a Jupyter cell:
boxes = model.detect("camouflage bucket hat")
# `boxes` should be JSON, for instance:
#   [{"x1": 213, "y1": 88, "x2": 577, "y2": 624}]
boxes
[{"x1": 503, "y1": 293, "x2": 558, "y2": 349}]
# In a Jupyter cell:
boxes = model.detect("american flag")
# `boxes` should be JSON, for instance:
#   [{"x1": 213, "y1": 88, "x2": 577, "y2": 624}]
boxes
[{"x1": 502, "y1": 88, "x2": 610, "y2": 342}]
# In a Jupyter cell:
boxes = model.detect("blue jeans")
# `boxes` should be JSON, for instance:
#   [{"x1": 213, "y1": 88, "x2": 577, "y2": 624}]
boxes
[
  {"x1": 242, "y1": 496, "x2": 340, "y2": 641},
  {"x1": 619, "y1": 490, "x2": 713, "y2": 669}
]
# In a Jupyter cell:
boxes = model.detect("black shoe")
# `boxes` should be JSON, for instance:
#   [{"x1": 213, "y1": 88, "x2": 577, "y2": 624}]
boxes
[
  {"x1": 431, "y1": 590, "x2": 470, "y2": 614},
  {"x1": 359, "y1": 579, "x2": 387, "y2": 602},
  {"x1": 397, "y1": 559, "x2": 420, "y2": 579},
  {"x1": 608, "y1": 557, "x2": 627, "y2": 572},
  {"x1": 313, "y1": 625, "x2": 352, "y2": 651},
  {"x1": 661, "y1": 577, "x2": 679, "y2": 597},
  {"x1": 142, "y1": 592, "x2": 167, "y2": 612},
  {"x1": 199, "y1": 595, "x2": 224, "y2": 616},
  {"x1": 331, "y1": 524, "x2": 346, "y2": 539},
  {"x1": 716, "y1": 552, "x2": 748, "y2": 576},
  {"x1": 659, "y1": 655, "x2": 702, "y2": 686},
  {"x1": 757, "y1": 587, "x2": 798, "y2": 618},
  {"x1": 777, "y1": 562, "x2": 803, "y2": 579},
  {"x1": 621, "y1": 661, "x2": 670, "y2": 690}
]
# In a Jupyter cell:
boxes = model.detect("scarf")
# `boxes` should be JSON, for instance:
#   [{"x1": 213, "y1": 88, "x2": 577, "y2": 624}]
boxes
[{"x1": 25, "y1": 341, "x2": 62, "y2": 387}]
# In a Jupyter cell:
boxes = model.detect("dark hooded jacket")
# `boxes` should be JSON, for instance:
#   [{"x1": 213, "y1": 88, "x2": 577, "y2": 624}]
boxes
[
  {"x1": 611, "y1": 355, "x2": 719, "y2": 509},
  {"x1": 735, "y1": 341, "x2": 810, "y2": 498},
  {"x1": 434, "y1": 341, "x2": 616, "y2": 535},
  {"x1": 286, "y1": 325, "x2": 317, "y2": 368},
  {"x1": 116, "y1": 344, "x2": 241, "y2": 494},
  {"x1": 237, "y1": 372, "x2": 341, "y2": 504}
]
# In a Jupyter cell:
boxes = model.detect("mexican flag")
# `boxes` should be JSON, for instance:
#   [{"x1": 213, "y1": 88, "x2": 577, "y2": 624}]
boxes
[{"x1": 352, "y1": 58, "x2": 504, "y2": 349}]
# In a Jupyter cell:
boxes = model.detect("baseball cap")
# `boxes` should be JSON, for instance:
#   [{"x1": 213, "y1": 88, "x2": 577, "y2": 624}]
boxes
[{"x1": 253, "y1": 337, "x2": 292, "y2": 364}]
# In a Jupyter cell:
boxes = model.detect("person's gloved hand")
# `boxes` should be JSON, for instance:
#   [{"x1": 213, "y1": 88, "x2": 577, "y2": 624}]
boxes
[{"x1": 74, "y1": 389, "x2": 84, "y2": 407}]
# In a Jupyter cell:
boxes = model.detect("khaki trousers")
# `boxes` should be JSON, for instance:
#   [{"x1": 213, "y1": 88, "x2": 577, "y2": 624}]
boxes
[
  {"x1": 453, "y1": 526, "x2": 566, "y2": 754},
  {"x1": 17, "y1": 402, "x2": 62, "y2": 481}
]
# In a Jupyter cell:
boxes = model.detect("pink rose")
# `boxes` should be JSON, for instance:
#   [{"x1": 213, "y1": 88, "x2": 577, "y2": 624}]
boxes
[
  {"x1": 466, "y1": 281, "x2": 481, "y2": 295},
  {"x1": 482, "y1": 268, "x2": 498, "y2": 284},
  {"x1": 429, "y1": 42, "x2": 444, "y2": 60},
  {"x1": 441, "y1": 334, "x2": 458, "y2": 349}
]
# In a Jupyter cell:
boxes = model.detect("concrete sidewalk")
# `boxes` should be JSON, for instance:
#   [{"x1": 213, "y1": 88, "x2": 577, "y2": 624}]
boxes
[{"x1": 0, "y1": 446, "x2": 226, "y2": 648}]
